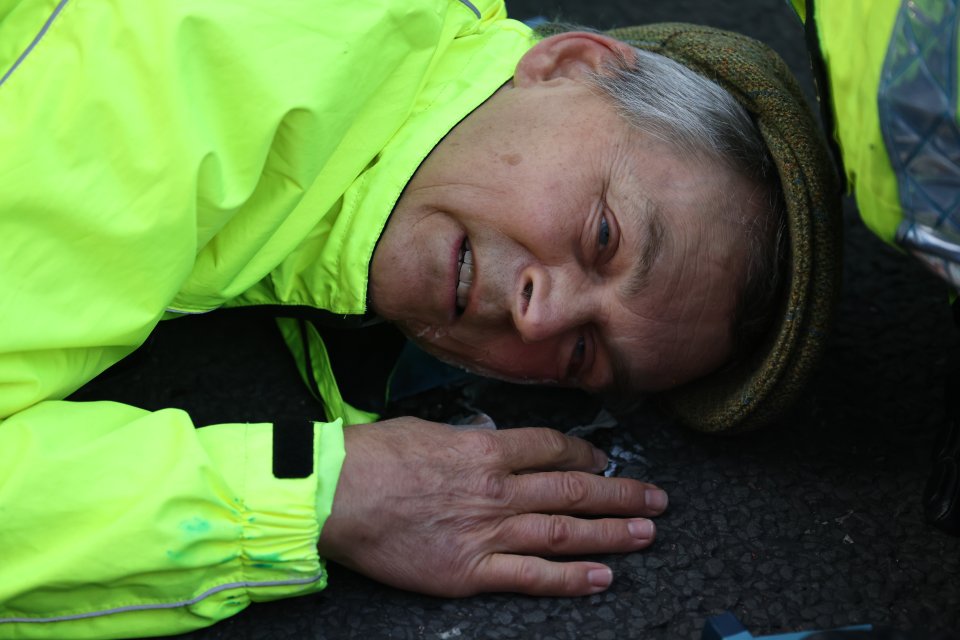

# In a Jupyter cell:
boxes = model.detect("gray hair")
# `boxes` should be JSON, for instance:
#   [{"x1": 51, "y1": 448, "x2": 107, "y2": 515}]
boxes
[{"x1": 587, "y1": 46, "x2": 788, "y2": 363}]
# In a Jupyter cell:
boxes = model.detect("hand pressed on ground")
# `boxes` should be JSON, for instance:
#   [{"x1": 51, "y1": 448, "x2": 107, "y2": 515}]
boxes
[{"x1": 317, "y1": 418, "x2": 669, "y2": 597}]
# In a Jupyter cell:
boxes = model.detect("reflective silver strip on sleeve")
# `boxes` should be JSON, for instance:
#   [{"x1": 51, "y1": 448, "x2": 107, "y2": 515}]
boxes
[
  {"x1": 878, "y1": 0, "x2": 960, "y2": 290},
  {"x1": 457, "y1": 0, "x2": 481, "y2": 19},
  {"x1": 0, "y1": 0, "x2": 71, "y2": 89},
  {"x1": 0, "y1": 574, "x2": 323, "y2": 625}
]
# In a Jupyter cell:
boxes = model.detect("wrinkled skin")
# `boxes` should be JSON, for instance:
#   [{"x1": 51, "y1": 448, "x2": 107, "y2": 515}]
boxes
[
  {"x1": 370, "y1": 32, "x2": 758, "y2": 394},
  {"x1": 319, "y1": 419, "x2": 667, "y2": 596},
  {"x1": 323, "y1": 32, "x2": 757, "y2": 596}
]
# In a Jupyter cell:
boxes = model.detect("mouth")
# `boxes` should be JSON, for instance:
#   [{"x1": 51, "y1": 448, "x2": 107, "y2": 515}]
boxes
[{"x1": 455, "y1": 237, "x2": 473, "y2": 316}]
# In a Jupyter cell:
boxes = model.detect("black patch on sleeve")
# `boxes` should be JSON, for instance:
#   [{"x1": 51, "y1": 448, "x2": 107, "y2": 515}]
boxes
[{"x1": 272, "y1": 420, "x2": 315, "y2": 478}]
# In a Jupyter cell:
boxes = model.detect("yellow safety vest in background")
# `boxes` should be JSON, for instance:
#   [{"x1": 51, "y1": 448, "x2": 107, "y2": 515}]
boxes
[{"x1": 791, "y1": 0, "x2": 960, "y2": 288}]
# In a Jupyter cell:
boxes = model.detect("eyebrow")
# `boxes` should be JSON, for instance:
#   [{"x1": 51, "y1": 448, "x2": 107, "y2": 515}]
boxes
[{"x1": 621, "y1": 200, "x2": 666, "y2": 298}]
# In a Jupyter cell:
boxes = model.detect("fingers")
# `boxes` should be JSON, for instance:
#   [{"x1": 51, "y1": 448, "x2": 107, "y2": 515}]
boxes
[
  {"x1": 473, "y1": 554, "x2": 616, "y2": 597},
  {"x1": 484, "y1": 427, "x2": 607, "y2": 473},
  {"x1": 506, "y1": 470, "x2": 668, "y2": 516},
  {"x1": 496, "y1": 513, "x2": 656, "y2": 556}
]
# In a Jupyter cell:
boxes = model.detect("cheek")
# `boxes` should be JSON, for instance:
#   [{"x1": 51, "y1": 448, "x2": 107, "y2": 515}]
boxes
[
  {"x1": 409, "y1": 329, "x2": 563, "y2": 383},
  {"x1": 472, "y1": 173, "x2": 585, "y2": 239},
  {"x1": 478, "y1": 343, "x2": 560, "y2": 382}
]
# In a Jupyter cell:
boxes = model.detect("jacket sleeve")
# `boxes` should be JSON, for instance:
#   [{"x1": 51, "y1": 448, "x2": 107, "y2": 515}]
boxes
[
  {"x1": 0, "y1": 401, "x2": 345, "y2": 640},
  {"x1": 1, "y1": 0, "x2": 490, "y2": 635},
  {"x1": 0, "y1": 2, "x2": 363, "y2": 635}
]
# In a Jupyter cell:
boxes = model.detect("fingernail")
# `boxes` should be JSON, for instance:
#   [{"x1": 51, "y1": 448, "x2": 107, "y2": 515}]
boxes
[
  {"x1": 587, "y1": 567, "x2": 613, "y2": 589},
  {"x1": 628, "y1": 518, "x2": 655, "y2": 539},
  {"x1": 593, "y1": 448, "x2": 609, "y2": 472},
  {"x1": 645, "y1": 489, "x2": 669, "y2": 512}
]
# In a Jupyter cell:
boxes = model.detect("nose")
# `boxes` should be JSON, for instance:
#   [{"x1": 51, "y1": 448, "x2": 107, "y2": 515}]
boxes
[{"x1": 512, "y1": 264, "x2": 589, "y2": 343}]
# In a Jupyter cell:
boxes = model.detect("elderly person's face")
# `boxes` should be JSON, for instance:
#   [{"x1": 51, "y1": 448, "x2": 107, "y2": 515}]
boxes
[{"x1": 370, "y1": 32, "x2": 762, "y2": 394}]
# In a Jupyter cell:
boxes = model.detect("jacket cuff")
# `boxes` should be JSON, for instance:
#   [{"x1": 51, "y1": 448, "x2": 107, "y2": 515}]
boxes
[
  {"x1": 313, "y1": 418, "x2": 346, "y2": 543},
  {"x1": 201, "y1": 419, "x2": 345, "y2": 601}
]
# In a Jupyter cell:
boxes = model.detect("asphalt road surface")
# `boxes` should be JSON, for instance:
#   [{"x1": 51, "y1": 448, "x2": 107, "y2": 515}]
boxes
[{"x1": 72, "y1": 0, "x2": 960, "y2": 638}]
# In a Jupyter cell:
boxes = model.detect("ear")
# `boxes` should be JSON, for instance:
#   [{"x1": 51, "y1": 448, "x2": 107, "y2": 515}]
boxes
[{"x1": 513, "y1": 32, "x2": 637, "y2": 87}]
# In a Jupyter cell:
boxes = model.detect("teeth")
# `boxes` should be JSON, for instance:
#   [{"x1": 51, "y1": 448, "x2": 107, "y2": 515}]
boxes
[{"x1": 456, "y1": 241, "x2": 473, "y2": 312}]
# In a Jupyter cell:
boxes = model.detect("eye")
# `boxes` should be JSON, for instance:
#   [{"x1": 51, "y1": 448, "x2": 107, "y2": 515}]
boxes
[
  {"x1": 598, "y1": 215, "x2": 610, "y2": 247},
  {"x1": 567, "y1": 336, "x2": 586, "y2": 380},
  {"x1": 574, "y1": 336, "x2": 585, "y2": 359}
]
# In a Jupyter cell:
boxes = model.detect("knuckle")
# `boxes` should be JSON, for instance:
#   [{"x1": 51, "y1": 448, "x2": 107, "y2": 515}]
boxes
[
  {"x1": 536, "y1": 428, "x2": 571, "y2": 458},
  {"x1": 478, "y1": 471, "x2": 509, "y2": 503},
  {"x1": 558, "y1": 472, "x2": 590, "y2": 505},
  {"x1": 545, "y1": 515, "x2": 573, "y2": 551},
  {"x1": 614, "y1": 480, "x2": 635, "y2": 507},
  {"x1": 513, "y1": 557, "x2": 543, "y2": 592}
]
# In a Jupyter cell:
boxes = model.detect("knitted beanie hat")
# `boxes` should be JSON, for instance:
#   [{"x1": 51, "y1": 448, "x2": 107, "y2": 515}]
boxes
[{"x1": 542, "y1": 22, "x2": 843, "y2": 432}]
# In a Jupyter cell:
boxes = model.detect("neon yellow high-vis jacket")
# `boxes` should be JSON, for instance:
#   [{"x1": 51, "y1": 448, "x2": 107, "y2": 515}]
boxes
[
  {"x1": 0, "y1": 1, "x2": 533, "y2": 637},
  {"x1": 790, "y1": 0, "x2": 960, "y2": 289}
]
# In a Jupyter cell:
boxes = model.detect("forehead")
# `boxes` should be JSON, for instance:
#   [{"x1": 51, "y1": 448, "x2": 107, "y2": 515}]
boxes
[{"x1": 603, "y1": 144, "x2": 758, "y2": 391}]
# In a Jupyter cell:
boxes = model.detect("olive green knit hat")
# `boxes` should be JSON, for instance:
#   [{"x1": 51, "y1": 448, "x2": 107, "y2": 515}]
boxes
[{"x1": 543, "y1": 22, "x2": 843, "y2": 432}]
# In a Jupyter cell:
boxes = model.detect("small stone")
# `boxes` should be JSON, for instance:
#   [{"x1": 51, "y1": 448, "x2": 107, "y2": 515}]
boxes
[
  {"x1": 493, "y1": 610, "x2": 513, "y2": 625},
  {"x1": 705, "y1": 558, "x2": 725, "y2": 578},
  {"x1": 522, "y1": 610, "x2": 546, "y2": 624},
  {"x1": 595, "y1": 606, "x2": 616, "y2": 622}
]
